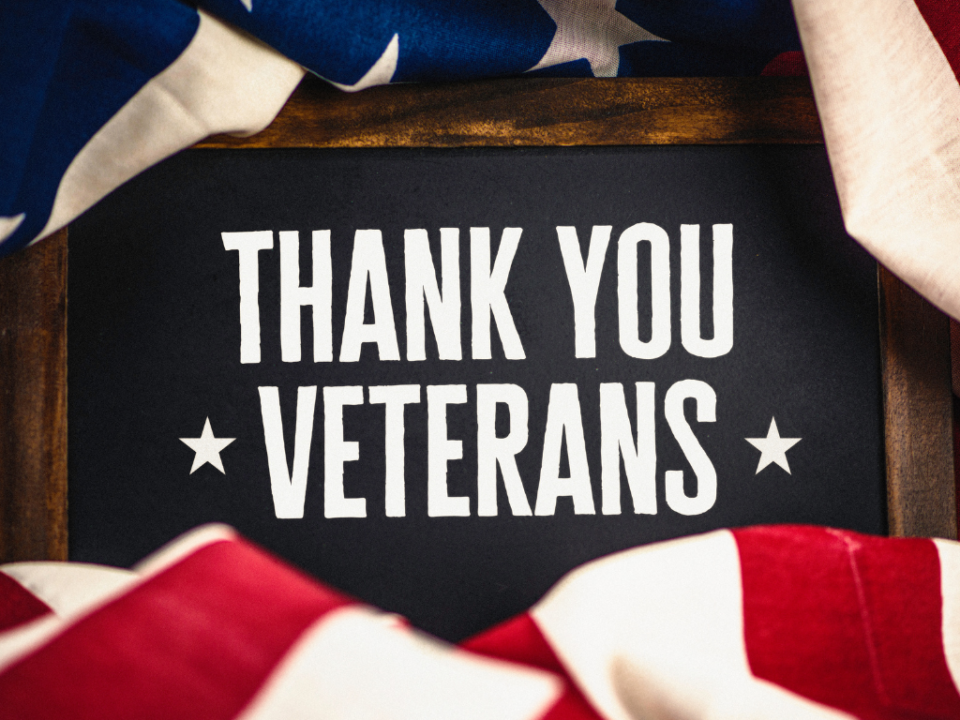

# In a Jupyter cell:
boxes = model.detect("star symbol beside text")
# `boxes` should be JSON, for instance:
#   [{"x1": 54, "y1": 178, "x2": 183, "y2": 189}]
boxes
[
  {"x1": 746, "y1": 418, "x2": 801, "y2": 475},
  {"x1": 180, "y1": 417, "x2": 235, "y2": 475}
]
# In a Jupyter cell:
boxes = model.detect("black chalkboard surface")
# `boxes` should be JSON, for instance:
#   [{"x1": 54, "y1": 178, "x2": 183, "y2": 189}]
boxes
[{"x1": 68, "y1": 145, "x2": 884, "y2": 640}]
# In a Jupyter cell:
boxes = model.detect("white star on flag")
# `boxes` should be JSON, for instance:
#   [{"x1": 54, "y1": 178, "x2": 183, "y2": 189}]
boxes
[
  {"x1": 746, "y1": 418, "x2": 801, "y2": 475},
  {"x1": 530, "y1": 0, "x2": 667, "y2": 78},
  {"x1": 180, "y1": 418, "x2": 236, "y2": 475}
]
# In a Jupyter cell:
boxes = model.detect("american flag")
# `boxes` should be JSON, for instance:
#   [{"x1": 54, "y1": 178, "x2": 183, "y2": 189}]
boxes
[
  {"x1": 1, "y1": 0, "x2": 803, "y2": 257},
  {"x1": 1, "y1": 524, "x2": 959, "y2": 718},
  {"x1": 3, "y1": 0, "x2": 960, "y2": 321},
  {"x1": 3, "y1": 0, "x2": 960, "y2": 717}
]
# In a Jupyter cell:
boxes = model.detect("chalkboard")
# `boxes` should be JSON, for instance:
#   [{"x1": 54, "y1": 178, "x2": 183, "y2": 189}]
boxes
[
  {"x1": 67, "y1": 143, "x2": 886, "y2": 640},
  {"x1": 1, "y1": 77, "x2": 952, "y2": 635}
]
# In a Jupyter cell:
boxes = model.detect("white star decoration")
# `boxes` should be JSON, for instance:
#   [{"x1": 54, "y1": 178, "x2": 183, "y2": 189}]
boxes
[
  {"x1": 746, "y1": 418, "x2": 801, "y2": 475},
  {"x1": 180, "y1": 418, "x2": 236, "y2": 475},
  {"x1": 239, "y1": 0, "x2": 661, "y2": 87},
  {"x1": 530, "y1": 0, "x2": 667, "y2": 78}
]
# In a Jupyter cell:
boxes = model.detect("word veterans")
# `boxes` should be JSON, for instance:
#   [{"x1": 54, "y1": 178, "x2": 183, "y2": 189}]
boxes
[
  {"x1": 259, "y1": 380, "x2": 717, "y2": 521},
  {"x1": 224, "y1": 223, "x2": 734, "y2": 523}
]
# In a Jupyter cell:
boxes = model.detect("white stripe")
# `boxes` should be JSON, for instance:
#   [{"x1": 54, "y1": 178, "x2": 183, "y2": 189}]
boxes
[
  {"x1": 0, "y1": 214, "x2": 25, "y2": 243},
  {"x1": 0, "y1": 563, "x2": 136, "y2": 618},
  {"x1": 29, "y1": 11, "x2": 304, "y2": 246},
  {"x1": 0, "y1": 615, "x2": 64, "y2": 674},
  {"x1": 792, "y1": 0, "x2": 960, "y2": 321},
  {"x1": 237, "y1": 606, "x2": 562, "y2": 720},
  {"x1": 933, "y1": 538, "x2": 960, "y2": 693},
  {"x1": 532, "y1": 530, "x2": 852, "y2": 720}
]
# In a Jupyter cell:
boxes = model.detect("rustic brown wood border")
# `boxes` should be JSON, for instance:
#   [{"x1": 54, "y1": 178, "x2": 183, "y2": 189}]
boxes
[
  {"x1": 0, "y1": 228, "x2": 67, "y2": 562},
  {"x1": 197, "y1": 76, "x2": 823, "y2": 149},
  {"x1": 879, "y1": 266, "x2": 956, "y2": 537},
  {"x1": 0, "y1": 76, "x2": 953, "y2": 564}
]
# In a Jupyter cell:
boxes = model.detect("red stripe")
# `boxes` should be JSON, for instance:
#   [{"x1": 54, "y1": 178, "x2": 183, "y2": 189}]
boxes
[
  {"x1": 463, "y1": 613, "x2": 603, "y2": 720},
  {"x1": 760, "y1": 51, "x2": 808, "y2": 76},
  {"x1": 0, "y1": 539, "x2": 353, "y2": 720},
  {"x1": 538, "y1": 688, "x2": 604, "y2": 720},
  {"x1": 0, "y1": 572, "x2": 51, "y2": 632},
  {"x1": 463, "y1": 613, "x2": 568, "y2": 675},
  {"x1": 914, "y1": 0, "x2": 960, "y2": 81},
  {"x1": 736, "y1": 525, "x2": 960, "y2": 720}
]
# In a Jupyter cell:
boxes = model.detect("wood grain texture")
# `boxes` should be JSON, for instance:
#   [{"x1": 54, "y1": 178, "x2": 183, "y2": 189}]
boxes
[
  {"x1": 880, "y1": 265, "x2": 957, "y2": 538},
  {"x1": 0, "y1": 230, "x2": 67, "y2": 562},
  {"x1": 196, "y1": 76, "x2": 823, "y2": 149}
]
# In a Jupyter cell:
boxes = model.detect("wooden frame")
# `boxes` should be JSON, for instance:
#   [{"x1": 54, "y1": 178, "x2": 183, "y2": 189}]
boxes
[{"x1": 0, "y1": 76, "x2": 954, "y2": 563}]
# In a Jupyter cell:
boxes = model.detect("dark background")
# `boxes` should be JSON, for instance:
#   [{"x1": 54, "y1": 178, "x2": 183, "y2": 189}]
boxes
[{"x1": 69, "y1": 146, "x2": 884, "y2": 641}]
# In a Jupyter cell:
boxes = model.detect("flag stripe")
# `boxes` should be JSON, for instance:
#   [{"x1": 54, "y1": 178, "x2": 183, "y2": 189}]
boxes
[
  {"x1": 531, "y1": 530, "x2": 849, "y2": 720},
  {"x1": 237, "y1": 605, "x2": 563, "y2": 720},
  {"x1": 463, "y1": 613, "x2": 568, "y2": 675},
  {"x1": 4, "y1": 526, "x2": 958, "y2": 718},
  {"x1": 0, "y1": 563, "x2": 136, "y2": 620},
  {"x1": 0, "y1": 573, "x2": 50, "y2": 633},
  {"x1": 913, "y1": 0, "x2": 960, "y2": 78},
  {"x1": 793, "y1": 0, "x2": 960, "y2": 322},
  {"x1": 736, "y1": 526, "x2": 960, "y2": 719},
  {"x1": 0, "y1": 0, "x2": 201, "y2": 254},
  {"x1": 0, "y1": 538, "x2": 352, "y2": 720},
  {"x1": 537, "y1": 692, "x2": 606, "y2": 720},
  {"x1": 29, "y1": 10, "x2": 303, "y2": 248},
  {"x1": 462, "y1": 613, "x2": 603, "y2": 720}
]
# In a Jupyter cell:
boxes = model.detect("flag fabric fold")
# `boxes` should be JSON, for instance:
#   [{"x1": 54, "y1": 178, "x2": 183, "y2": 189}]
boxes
[
  {"x1": 1, "y1": 524, "x2": 959, "y2": 719},
  {"x1": 0, "y1": 525, "x2": 570, "y2": 720},
  {"x1": 5, "y1": 0, "x2": 960, "y2": 325},
  {"x1": 792, "y1": 0, "x2": 960, "y2": 321},
  {"x1": 0, "y1": 0, "x2": 801, "y2": 255},
  {"x1": 0, "y1": 1, "x2": 304, "y2": 257},
  {"x1": 4, "y1": 0, "x2": 960, "y2": 323}
]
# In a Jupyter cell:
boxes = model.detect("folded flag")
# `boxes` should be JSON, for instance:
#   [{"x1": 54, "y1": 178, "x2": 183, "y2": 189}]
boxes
[
  {"x1": 0, "y1": 525, "x2": 579, "y2": 720},
  {"x1": 1, "y1": 524, "x2": 958, "y2": 719},
  {"x1": 0, "y1": 0, "x2": 304, "y2": 258},
  {"x1": 4, "y1": 0, "x2": 960, "y2": 325},
  {"x1": 792, "y1": 0, "x2": 960, "y2": 322},
  {"x1": 0, "y1": 0, "x2": 802, "y2": 257},
  {"x1": 4, "y1": 3, "x2": 960, "y2": 716}
]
